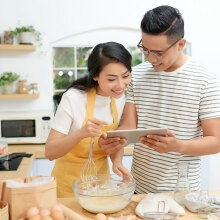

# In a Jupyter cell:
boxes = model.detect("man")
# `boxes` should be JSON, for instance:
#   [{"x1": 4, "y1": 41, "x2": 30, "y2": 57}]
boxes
[{"x1": 99, "y1": 5, "x2": 220, "y2": 194}]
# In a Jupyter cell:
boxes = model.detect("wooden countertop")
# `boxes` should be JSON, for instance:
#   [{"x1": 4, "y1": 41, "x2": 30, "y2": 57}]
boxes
[
  {"x1": 0, "y1": 144, "x2": 134, "y2": 180},
  {"x1": 58, "y1": 191, "x2": 220, "y2": 220}
]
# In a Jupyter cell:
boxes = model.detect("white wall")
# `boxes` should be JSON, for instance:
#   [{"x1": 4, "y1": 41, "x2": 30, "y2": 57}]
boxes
[
  {"x1": 1, "y1": 0, "x2": 220, "y2": 111},
  {"x1": 0, "y1": 0, "x2": 220, "y2": 189}
]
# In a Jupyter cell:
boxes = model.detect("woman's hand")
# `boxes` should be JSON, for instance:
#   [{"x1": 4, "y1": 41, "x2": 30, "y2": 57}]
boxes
[
  {"x1": 98, "y1": 133, "x2": 127, "y2": 155},
  {"x1": 112, "y1": 162, "x2": 133, "y2": 180},
  {"x1": 80, "y1": 118, "x2": 108, "y2": 139}
]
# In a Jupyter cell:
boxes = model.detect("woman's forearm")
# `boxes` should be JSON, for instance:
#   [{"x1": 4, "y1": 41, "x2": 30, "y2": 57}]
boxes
[
  {"x1": 45, "y1": 129, "x2": 83, "y2": 160},
  {"x1": 110, "y1": 148, "x2": 124, "y2": 164}
]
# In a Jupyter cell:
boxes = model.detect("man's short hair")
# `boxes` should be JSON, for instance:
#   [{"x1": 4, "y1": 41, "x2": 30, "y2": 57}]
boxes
[{"x1": 141, "y1": 5, "x2": 184, "y2": 43}]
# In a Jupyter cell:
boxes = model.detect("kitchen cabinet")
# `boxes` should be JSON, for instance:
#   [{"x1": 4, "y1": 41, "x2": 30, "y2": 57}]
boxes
[
  {"x1": 31, "y1": 156, "x2": 133, "y2": 176},
  {"x1": 31, "y1": 146, "x2": 133, "y2": 176},
  {"x1": 31, "y1": 158, "x2": 55, "y2": 176}
]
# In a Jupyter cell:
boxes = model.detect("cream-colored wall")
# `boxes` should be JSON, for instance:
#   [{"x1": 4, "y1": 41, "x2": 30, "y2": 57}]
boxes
[{"x1": 0, "y1": 0, "x2": 219, "y2": 189}]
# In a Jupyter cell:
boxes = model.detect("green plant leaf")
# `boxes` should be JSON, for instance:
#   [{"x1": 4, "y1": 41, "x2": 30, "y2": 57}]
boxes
[{"x1": 1, "y1": 72, "x2": 20, "y2": 82}]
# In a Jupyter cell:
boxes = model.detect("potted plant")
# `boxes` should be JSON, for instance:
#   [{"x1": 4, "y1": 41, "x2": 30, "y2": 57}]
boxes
[
  {"x1": 11, "y1": 25, "x2": 42, "y2": 46},
  {"x1": 0, "y1": 72, "x2": 20, "y2": 94},
  {"x1": 0, "y1": 78, "x2": 5, "y2": 94}
]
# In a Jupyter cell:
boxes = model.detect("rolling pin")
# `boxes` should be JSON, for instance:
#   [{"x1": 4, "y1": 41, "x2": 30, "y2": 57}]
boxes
[{"x1": 58, "y1": 203, "x2": 86, "y2": 220}]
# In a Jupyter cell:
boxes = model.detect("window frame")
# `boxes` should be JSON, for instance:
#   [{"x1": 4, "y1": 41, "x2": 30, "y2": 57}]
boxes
[{"x1": 52, "y1": 44, "x2": 145, "y2": 93}]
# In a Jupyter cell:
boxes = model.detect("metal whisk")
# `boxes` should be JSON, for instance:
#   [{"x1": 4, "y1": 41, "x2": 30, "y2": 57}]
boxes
[{"x1": 80, "y1": 137, "x2": 97, "y2": 182}]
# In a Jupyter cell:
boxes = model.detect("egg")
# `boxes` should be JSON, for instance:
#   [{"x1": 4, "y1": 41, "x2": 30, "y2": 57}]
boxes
[
  {"x1": 50, "y1": 209, "x2": 65, "y2": 220},
  {"x1": 29, "y1": 214, "x2": 41, "y2": 220},
  {"x1": 26, "y1": 207, "x2": 40, "y2": 219},
  {"x1": 95, "y1": 213, "x2": 107, "y2": 220},
  {"x1": 50, "y1": 204, "x2": 63, "y2": 213},
  {"x1": 39, "y1": 209, "x2": 51, "y2": 217}
]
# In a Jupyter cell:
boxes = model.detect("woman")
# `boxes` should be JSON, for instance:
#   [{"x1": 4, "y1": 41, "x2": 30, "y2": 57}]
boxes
[{"x1": 45, "y1": 42, "x2": 132, "y2": 197}]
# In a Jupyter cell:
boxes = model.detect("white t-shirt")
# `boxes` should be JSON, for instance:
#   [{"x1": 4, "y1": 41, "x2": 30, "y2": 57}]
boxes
[
  {"x1": 52, "y1": 88, "x2": 125, "y2": 134},
  {"x1": 127, "y1": 57, "x2": 220, "y2": 194}
]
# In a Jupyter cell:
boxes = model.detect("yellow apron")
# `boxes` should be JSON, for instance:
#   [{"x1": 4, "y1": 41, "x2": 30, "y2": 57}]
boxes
[{"x1": 52, "y1": 87, "x2": 118, "y2": 198}]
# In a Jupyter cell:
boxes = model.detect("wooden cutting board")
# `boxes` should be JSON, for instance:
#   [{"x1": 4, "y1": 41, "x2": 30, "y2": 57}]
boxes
[{"x1": 58, "y1": 195, "x2": 145, "y2": 219}]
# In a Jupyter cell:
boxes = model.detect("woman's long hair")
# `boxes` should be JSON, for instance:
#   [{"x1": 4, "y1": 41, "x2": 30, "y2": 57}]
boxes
[{"x1": 66, "y1": 41, "x2": 132, "y2": 91}]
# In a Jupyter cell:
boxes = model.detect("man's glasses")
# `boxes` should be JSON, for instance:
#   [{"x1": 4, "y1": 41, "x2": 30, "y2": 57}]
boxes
[{"x1": 137, "y1": 38, "x2": 181, "y2": 60}]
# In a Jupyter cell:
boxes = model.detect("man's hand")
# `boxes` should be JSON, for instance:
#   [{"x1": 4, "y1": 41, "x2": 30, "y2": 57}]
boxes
[
  {"x1": 98, "y1": 133, "x2": 127, "y2": 155},
  {"x1": 139, "y1": 130, "x2": 181, "y2": 153}
]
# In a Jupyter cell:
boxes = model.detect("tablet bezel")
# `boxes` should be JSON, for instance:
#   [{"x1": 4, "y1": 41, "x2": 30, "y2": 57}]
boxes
[{"x1": 106, "y1": 128, "x2": 167, "y2": 144}]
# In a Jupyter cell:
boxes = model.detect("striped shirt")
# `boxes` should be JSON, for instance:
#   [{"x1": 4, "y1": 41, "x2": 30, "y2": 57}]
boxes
[{"x1": 126, "y1": 57, "x2": 220, "y2": 194}]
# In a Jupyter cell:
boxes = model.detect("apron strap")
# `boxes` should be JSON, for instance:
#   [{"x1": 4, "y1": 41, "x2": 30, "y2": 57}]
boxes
[
  {"x1": 111, "y1": 96, "x2": 118, "y2": 124},
  {"x1": 83, "y1": 87, "x2": 96, "y2": 125}
]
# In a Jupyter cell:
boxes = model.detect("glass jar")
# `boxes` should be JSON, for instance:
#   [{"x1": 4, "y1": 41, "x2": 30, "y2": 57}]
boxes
[
  {"x1": 17, "y1": 80, "x2": 29, "y2": 94},
  {"x1": 174, "y1": 162, "x2": 191, "y2": 205},
  {"x1": 4, "y1": 30, "x2": 14, "y2": 44},
  {"x1": 197, "y1": 190, "x2": 210, "y2": 218},
  {"x1": 198, "y1": 190, "x2": 209, "y2": 203},
  {"x1": 29, "y1": 83, "x2": 39, "y2": 94},
  {"x1": 208, "y1": 212, "x2": 220, "y2": 220}
]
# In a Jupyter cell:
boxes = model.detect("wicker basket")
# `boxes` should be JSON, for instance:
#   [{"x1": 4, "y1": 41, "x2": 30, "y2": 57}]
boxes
[{"x1": 0, "y1": 200, "x2": 9, "y2": 220}]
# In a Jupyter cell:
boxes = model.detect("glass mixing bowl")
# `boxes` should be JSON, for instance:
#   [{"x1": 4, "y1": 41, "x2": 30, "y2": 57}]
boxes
[{"x1": 73, "y1": 174, "x2": 136, "y2": 214}]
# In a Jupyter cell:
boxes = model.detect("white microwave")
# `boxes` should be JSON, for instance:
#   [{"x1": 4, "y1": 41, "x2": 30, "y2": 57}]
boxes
[{"x1": 0, "y1": 111, "x2": 52, "y2": 144}]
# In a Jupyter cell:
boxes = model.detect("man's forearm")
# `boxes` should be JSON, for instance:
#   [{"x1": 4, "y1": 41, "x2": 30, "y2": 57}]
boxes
[
  {"x1": 117, "y1": 102, "x2": 137, "y2": 130},
  {"x1": 179, "y1": 136, "x2": 220, "y2": 156}
]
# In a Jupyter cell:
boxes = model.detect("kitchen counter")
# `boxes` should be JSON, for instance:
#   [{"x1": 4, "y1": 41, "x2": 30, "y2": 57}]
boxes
[
  {"x1": 0, "y1": 144, "x2": 134, "y2": 180},
  {"x1": 58, "y1": 191, "x2": 220, "y2": 219},
  {"x1": 0, "y1": 145, "x2": 45, "y2": 180}
]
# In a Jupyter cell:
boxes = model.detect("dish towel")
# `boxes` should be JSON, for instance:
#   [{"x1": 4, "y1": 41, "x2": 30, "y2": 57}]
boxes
[{"x1": 135, "y1": 193, "x2": 185, "y2": 218}]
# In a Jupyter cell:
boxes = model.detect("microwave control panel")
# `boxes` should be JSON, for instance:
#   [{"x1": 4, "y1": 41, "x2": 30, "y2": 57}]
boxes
[{"x1": 41, "y1": 116, "x2": 51, "y2": 142}]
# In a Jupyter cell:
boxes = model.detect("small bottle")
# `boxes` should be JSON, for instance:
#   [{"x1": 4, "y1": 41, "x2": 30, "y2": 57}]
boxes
[
  {"x1": 174, "y1": 162, "x2": 191, "y2": 205},
  {"x1": 0, "y1": 138, "x2": 8, "y2": 155},
  {"x1": 29, "y1": 83, "x2": 39, "y2": 94},
  {"x1": 4, "y1": 30, "x2": 14, "y2": 44},
  {"x1": 18, "y1": 80, "x2": 29, "y2": 94}
]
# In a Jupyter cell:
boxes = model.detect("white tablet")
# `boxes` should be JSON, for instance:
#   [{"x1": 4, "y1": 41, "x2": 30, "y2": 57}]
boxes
[{"x1": 106, "y1": 128, "x2": 167, "y2": 144}]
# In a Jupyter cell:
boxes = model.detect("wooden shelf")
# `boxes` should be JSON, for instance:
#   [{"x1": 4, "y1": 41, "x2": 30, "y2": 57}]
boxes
[
  {"x1": 0, "y1": 93, "x2": 40, "y2": 100},
  {"x1": 0, "y1": 44, "x2": 36, "y2": 51}
]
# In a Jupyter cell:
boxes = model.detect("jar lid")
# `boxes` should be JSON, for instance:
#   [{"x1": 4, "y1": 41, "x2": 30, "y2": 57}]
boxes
[{"x1": 18, "y1": 80, "x2": 27, "y2": 83}]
